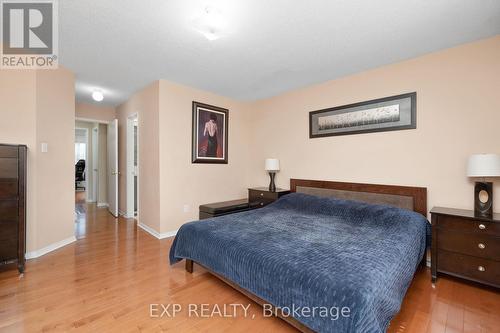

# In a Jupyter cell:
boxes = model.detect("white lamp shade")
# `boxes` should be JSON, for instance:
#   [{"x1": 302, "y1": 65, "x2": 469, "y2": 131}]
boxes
[
  {"x1": 265, "y1": 158, "x2": 280, "y2": 171},
  {"x1": 467, "y1": 154, "x2": 500, "y2": 177}
]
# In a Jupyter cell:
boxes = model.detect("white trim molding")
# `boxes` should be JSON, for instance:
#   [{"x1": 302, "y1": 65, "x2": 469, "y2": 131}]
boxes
[
  {"x1": 138, "y1": 222, "x2": 177, "y2": 239},
  {"x1": 119, "y1": 210, "x2": 135, "y2": 219},
  {"x1": 75, "y1": 117, "x2": 111, "y2": 124},
  {"x1": 126, "y1": 113, "x2": 139, "y2": 219},
  {"x1": 26, "y1": 236, "x2": 77, "y2": 259},
  {"x1": 97, "y1": 202, "x2": 109, "y2": 208}
]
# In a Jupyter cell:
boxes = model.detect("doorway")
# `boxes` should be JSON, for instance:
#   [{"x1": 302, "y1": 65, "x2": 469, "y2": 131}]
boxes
[
  {"x1": 126, "y1": 114, "x2": 138, "y2": 218},
  {"x1": 74, "y1": 126, "x2": 89, "y2": 200},
  {"x1": 74, "y1": 117, "x2": 118, "y2": 238},
  {"x1": 74, "y1": 119, "x2": 115, "y2": 213}
]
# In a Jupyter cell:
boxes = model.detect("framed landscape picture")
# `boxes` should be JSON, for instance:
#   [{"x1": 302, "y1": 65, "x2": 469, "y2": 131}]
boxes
[
  {"x1": 192, "y1": 101, "x2": 228, "y2": 164},
  {"x1": 309, "y1": 92, "x2": 416, "y2": 138}
]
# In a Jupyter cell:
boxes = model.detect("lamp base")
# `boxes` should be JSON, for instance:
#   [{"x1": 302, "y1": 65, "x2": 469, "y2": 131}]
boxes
[
  {"x1": 474, "y1": 182, "x2": 493, "y2": 218},
  {"x1": 268, "y1": 172, "x2": 276, "y2": 192}
]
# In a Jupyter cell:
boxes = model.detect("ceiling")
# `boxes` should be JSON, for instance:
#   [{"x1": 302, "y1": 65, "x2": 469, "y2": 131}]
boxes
[{"x1": 60, "y1": 0, "x2": 500, "y2": 107}]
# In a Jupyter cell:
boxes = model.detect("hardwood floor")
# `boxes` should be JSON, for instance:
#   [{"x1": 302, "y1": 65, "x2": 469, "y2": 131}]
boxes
[{"x1": 0, "y1": 196, "x2": 499, "y2": 332}]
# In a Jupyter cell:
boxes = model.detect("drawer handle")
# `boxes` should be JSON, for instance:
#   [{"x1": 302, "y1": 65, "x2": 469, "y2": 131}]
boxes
[
  {"x1": 478, "y1": 224, "x2": 486, "y2": 230},
  {"x1": 478, "y1": 243, "x2": 486, "y2": 249},
  {"x1": 260, "y1": 202, "x2": 264, "y2": 206},
  {"x1": 260, "y1": 193, "x2": 264, "y2": 197},
  {"x1": 478, "y1": 266, "x2": 485, "y2": 272}
]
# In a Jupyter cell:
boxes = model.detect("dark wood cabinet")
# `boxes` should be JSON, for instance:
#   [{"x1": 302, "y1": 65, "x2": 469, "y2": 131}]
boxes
[
  {"x1": 248, "y1": 187, "x2": 290, "y2": 208},
  {"x1": 430, "y1": 207, "x2": 499, "y2": 288},
  {"x1": 0, "y1": 144, "x2": 27, "y2": 273},
  {"x1": 198, "y1": 188, "x2": 291, "y2": 220},
  {"x1": 199, "y1": 199, "x2": 250, "y2": 219}
]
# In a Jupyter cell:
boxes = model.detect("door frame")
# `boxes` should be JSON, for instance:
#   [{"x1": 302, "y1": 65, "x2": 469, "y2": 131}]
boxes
[
  {"x1": 74, "y1": 126, "x2": 89, "y2": 198},
  {"x1": 76, "y1": 117, "x2": 112, "y2": 208},
  {"x1": 107, "y1": 119, "x2": 119, "y2": 217},
  {"x1": 91, "y1": 126, "x2": 99, "y2": 203},
  {"x1": 126, "y1": 113, "x2": 139, "y2": 219}
]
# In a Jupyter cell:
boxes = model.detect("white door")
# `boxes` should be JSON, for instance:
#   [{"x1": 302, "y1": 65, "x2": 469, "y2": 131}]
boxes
[
  {"x1": 91, "y1": 127, "x2": 99, "y2": 202},
  {"x1": 107, "y1": 119, "x2": 119, "y2": 217}
]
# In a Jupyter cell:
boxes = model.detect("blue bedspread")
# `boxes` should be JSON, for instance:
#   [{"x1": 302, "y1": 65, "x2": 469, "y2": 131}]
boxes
[{"x1": 170, "y1": 193, "x2": 430, "y2": 332}]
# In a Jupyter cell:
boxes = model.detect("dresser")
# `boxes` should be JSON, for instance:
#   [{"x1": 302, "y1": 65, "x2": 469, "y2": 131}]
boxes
[
  {"x1": 248, "y1": 187, "x2": 290, "y2": 208},
  {"x1": 0, "y1": 144, "x2": 27, "y2": 273},
  {"x1": 430, "y1": 207, "x2": 499, "y2": 288}
]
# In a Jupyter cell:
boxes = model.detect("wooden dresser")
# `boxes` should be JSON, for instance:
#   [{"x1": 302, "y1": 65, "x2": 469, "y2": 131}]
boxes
[
  {"x1": 430, "y1": 207, "x2": 499, "y2": 288},
  {"x1": 0, "y1": 144, "x2": 27, "y2": 273}
]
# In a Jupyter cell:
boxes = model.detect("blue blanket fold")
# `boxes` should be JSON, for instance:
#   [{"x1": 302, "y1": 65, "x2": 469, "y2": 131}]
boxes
[{"x1": 170, "y1": 193, "x2": 430, "y2": 333}]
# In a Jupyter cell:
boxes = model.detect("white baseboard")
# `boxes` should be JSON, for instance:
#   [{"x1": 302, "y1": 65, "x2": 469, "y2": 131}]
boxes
[
  {"x1": 119, "y1": 210, "x2": 135, "y2": 219},
  {"x1": 138, "y1": 222, "x2": 177, "y2": 239},
  {"x1": 97, "y1": 202, "x2": 109, "y2": 208},
  {"x1": 86, "y1": 199, "x2": 96, "y2": 203},
  {"x1": 26, "y1": 236, "x2": 77, "y2": 259}
]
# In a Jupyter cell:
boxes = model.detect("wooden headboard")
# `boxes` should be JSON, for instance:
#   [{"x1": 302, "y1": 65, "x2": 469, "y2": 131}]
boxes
[{"x1": 290, "y1": 179, "x2": 427, "y2": 216}]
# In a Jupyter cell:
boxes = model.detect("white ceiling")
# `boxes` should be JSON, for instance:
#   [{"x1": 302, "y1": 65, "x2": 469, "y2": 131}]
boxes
[{"x1": 60, "y1": 0, "x2": 500, "y2": 107}]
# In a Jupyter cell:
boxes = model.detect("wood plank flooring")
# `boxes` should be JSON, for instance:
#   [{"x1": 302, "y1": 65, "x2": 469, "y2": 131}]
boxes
[{"x1": 0, "y1": 193, "x2": 498, "y2": 332}]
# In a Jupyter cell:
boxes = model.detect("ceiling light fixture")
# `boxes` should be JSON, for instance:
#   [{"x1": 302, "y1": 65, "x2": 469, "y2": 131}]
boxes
[
  {"x1": 192, "y1": 6, "x2": 226, "y2": 41},
  {"x1": 92, "y1": 90, "x2": 104, "y2": 102}
]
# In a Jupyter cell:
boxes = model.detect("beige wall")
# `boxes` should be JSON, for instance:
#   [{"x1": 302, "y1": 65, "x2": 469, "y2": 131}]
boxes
[
  {"x1": 0, "y1": 68, "x2": 75, "y2": 252},
  {"x1": 76, "y1": 102, "x2": 116, "y2": 123},
  {"x1": 247, "y1": 36, "x2": 500, "y2": 217},
  {"x1": 115, "y1": 80, "x2": 253, "y2": 234},
  {"x1": 116, "y1": 82, "x2": 161, "y2": 231},
  {"x1": 0, "y1": 70, "x2": 38, "y2": 251},
  {"x1": 158, "y1": 80, "x2": 252, "y2": 233},
  {"x1": 116, "y1": 35, "x2": 500, "y2": 238},
  {"x1": 35, "y1": 69, "x2": 76, "y2": 250}
]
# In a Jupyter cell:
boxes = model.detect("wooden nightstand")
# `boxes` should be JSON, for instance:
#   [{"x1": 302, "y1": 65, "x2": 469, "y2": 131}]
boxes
[
  {"x1": 430, "y1": 207, "x2": 500, "y2": 288},
  {"x1": 248, "y1": 187, "x2": 290, "y2": 208}
]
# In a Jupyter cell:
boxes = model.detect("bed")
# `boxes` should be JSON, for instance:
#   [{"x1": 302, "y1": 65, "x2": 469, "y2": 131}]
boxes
[{"x1": 169, "y1": 179, "x2": 429, "y2": 333}]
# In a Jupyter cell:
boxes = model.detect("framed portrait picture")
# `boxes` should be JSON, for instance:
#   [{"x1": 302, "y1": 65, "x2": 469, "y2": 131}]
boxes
[
  {"x1": 309, "y1": 92, "x2": 416, "y2": 138},
  {"x1": 192, "y1": 101, "x2": 228, "y2": 164}
]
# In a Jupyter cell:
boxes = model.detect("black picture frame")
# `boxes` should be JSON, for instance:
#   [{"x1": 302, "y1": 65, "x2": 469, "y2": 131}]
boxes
[
  {"x1": 309, "y1": 92, "x2": 416, "y2": 138},
  {"x1": 192, "y1": 101, "x2": 229, "y2": 164}
]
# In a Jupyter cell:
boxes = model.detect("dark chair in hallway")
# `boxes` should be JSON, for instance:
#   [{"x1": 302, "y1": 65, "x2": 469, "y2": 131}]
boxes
[{"x1": 75, "y1": 159, "x2": 86, "y2": 190}]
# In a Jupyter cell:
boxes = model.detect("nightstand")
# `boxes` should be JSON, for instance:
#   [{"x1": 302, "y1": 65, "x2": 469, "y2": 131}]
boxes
[
  {"x1": 199, "y1": 199, "x2": 250, "y2": 220},
  {"x1": 248, "y1": 187, "x2": 290, "y2": 208},
  {"x1": 430, "y1": 207, "x2": 500, "y2": 288}
]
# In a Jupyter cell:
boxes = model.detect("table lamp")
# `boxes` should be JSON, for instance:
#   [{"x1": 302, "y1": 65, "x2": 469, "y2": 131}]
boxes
[
  {"x1": 467, "y1": 154, "x2": 500, "y2": 217},
  {"x1": 265, "y1": 158, "x2": 280, "y2": 192}
]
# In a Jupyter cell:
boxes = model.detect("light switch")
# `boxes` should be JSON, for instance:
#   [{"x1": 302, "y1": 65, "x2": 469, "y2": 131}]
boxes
[
  {"x1": 183, "y1": 204, "x2": 190, "y2": 213},
  {"x1": 41, "y1": 142, "x2": 48, "y2": 153}
]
